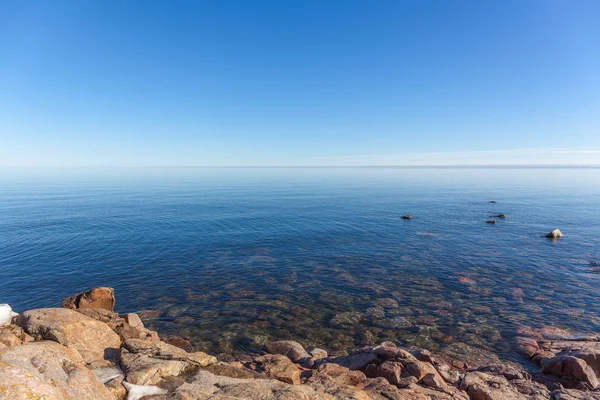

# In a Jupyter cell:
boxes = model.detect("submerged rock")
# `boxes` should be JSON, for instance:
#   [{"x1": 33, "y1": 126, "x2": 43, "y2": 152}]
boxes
[
  {"x1": 546, "y1": 229, "x2": 564, "y2": 239},
  {"x1": 62, "y1": 287, "x2": 116, "y2": 312}
]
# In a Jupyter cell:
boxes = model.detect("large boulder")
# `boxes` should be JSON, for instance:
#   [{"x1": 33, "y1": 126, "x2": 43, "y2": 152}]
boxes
[
  {"x1": 542, "y1": 355, "x2": 599, "y2": 389},
  {"x1": 263, "y1": 340, "x2": 310, "y2": 362},
  {"x1": 119, "y1": 338, "x2": 216, "y2": 385},
  {"x1": 15, "y1": 308, "x2": 121, "y2": 364},
  {"x1": 62, "y1": 287, "x2": 116, "y2": 312},
  {"x1": 0, "y1": 341, "x2": 114, "y2": 399}
]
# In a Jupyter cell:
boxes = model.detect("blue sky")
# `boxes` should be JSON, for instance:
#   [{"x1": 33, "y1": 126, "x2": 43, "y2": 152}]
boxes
[{"x1": 1, "y1": 0, "x2": 599, "y2": 166}]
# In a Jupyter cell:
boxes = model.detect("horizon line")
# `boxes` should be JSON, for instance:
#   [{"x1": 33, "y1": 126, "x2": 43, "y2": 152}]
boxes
[{"x1": 2, "y1": 164, "x2": 600, "y2": 169}]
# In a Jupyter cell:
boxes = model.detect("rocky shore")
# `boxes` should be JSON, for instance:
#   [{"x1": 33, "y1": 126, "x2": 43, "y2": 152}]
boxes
[{"x1": 1, "y1": 288, "x2": 600, "y2": 399}]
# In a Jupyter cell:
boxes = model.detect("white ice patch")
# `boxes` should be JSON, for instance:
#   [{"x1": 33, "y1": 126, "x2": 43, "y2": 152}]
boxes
[
  {"x1": 93, "y1": 366, "x2": 124, "y2": 383},
  {"x1": 123, "y1": 381, "x2": 167, "y2": 400},
  {"x1": 0, "y1": 304, "x2": 18, "y2": 326}
]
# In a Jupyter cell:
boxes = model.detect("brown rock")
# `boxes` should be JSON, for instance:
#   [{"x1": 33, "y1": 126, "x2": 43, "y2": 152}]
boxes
[
  {"x1": 162, "y1": 335, "x2": 194, "y2": 352},
  {"x1": 552, "y1": 388, "x2": 600, "y2": 399},
  {"x1": 541, "y1": 355, "x2": 599, "y2": 389},
  {"x1": 330, "y1": 351, "x2": 378, "y2": 370},
  {"x1": 461, "y1": 371, "x2": 525, "y2": 400},
  {"x1": 124, "y1": 313, "x2": 144, "y2": 329},
  {"x1": 0, "y1": 341, "x2": 114, "y2": 399},
  {"x1": 62, "y1": 287, "x2": 115, "y2": 312},
  {"x1": 263, "y1": 340, "x2": 310, "y2": 362},
  {"x1": 377, "y1": 361, "x2": 402, "y2": 386},
  {"x1": 204, "y1": 361, "x2": 264, "y2": 379},
  {"x1": 256, "y1": 354, "x2": 301, "y2": 384},
  {"x1": 120, "y1": 338, "x2": 217, "y2": 385},
  {"x1": 309, "y1": 347, "x2": 328, "y2": 359},
  {"x1": 105, "y1": 375, "x2": 127, "y2": 400},
  {"x1": 16, "y1": 308, "x2": 121, "y2": 364}
]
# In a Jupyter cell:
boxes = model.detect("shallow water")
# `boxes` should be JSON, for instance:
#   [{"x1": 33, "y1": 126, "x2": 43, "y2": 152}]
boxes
[{"x1": 1, "y1": 167, "x2": 599, "y2": 365}]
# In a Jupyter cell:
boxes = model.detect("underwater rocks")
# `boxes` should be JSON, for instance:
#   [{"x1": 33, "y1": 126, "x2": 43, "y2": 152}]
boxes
[{"x1": 4, "y1": 287, "x2": 600, "y2": 399}]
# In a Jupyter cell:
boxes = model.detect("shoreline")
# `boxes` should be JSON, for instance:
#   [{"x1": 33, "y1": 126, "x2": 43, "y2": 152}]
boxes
[{"x1": 1, "y1": 287, "x2": 599, "y2": 399}]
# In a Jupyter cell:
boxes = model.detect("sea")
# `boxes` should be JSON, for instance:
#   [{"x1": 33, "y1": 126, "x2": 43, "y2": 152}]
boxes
[{"x1": 1, "y1": 167, "x2": 599, "y2": 366}]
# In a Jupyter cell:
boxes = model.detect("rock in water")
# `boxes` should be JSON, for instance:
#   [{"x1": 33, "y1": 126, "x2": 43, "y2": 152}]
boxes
[
  {"x1": 62, "y1": 287, "x2": 116, "y2": 312},
  {"x1": 546, "y1": 229, "x2": 564, "y2": 239},
  {"x1": 0, "y1": 304, "x2": 18, "y2": 326}
]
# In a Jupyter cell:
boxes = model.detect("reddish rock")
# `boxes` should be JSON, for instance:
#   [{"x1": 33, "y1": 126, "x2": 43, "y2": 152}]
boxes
[
  {"x1": 263, "y1": 340, "x2": 310, "y2": 362},
  {"x1": 542, "y1": 355, "x2": 599, "y2": 389},
  {"x1": 62, "y1": 287, "x2": 115, "y2": 312},
  {"x1": 255, "y1": 354, "x2": 301, "y2": 385}
]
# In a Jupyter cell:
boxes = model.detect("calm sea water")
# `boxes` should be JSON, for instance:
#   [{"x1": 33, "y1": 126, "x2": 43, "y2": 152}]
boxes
[{"x1": 1, "y1": 167, "x2": 599, "y2": 365}]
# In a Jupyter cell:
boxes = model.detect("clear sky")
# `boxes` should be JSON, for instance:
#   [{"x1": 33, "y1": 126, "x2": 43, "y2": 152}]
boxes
[{"x1": 1, "y1": 0, "x2": 599, "y2": 166}]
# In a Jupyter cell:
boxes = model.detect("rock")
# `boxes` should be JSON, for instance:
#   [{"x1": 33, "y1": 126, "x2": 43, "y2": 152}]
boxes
[
  {"x1": 120, "y1": 338, "x2": 216, "y2": 385},
  {"x1": 105, "y1": 375, "x2": 127, "y2": 400},
  {"x1": 486, "y1": 220, "x2": 498, "y2": 224},
  {"x1": 263, "y1": 340, "x2": 310, "y2": 362},
  {"x1": 122, "y1": 381, "x2": 167, "y2": 400},
  {"x1": 541, "y1": 355, "x2": 599, "y2": 389},
  {"x1": 62, "y1": 287, "x2": 116, "y2": 312},
  {"x1": 16, "y1": 308, "x2": 121, "y2": 364},
  {"x1": 124, "y1": 313, "x2": 144, "y2": 329},
  {"x1": 309, "y1": 347, "x2": 328, "y2": 359},
  {"x1": 330, "y1": 351, "x2": 378, "y2": 370},
  {"x1": 0, "y1": 340, "x2": 114, "y2": 399},
  {"x1": 255, "y1": 354, "x2": 301, "y2": 384},
  {"x1": 402, "y1": 215, "x2": 413, "y2": 220},
  {"x1": 546, "y1": 229, "x2": 564, "y2": 239},
  {"x1": 376, "y1": 361, "x2": 403, "y2": 386},
  {"x1": 0, "y1": 324, "x2": 32, "y2": 347},
  {"x1": 204, "y1": 361, "x2": 264, "y2": 379},
  {"x1": 461, "y1": 371, "x2": 525, "y2": 400},
  {"x1": 414, "y1": 348, "x2": 435, "y2": 364},
  {"x1": 138, "y1": 309, "x2": 161, "y2": 319},
  {"x1": 160, "y1": 369, "x2": 332, "y2": 399},
  {"x1": 311, "y1": 362, "x2": 367, "y2": 387},
  {"x1": 421, "y1": 372, "x2": 447, "y2": 390},
  {"x1": 436, "y1": 363, "x2": 461, "y2": 384},
  {"x1": 162, "y1": 335, "x2": 194, "y2": 352},
  {"x1": 553, "y1": 388, "x2": 600, "y2": 399},
  {"x1": 0, "y1": 304, "x2": 18, "y2": 326},
  {"x1": 78, "y1": 307, "x2": 159, "y2": 342}
]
